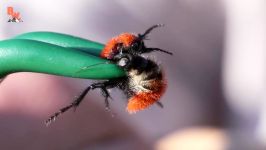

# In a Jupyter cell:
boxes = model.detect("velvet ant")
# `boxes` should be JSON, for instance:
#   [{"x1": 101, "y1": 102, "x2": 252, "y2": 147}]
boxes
[{"x1": 46, "y1": 24, "x2": 172, "y2": 125}]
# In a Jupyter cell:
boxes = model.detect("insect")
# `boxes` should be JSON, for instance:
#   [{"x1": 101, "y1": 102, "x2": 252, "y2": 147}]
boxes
[{"x1": 46, "y1": 25, "x2": 172, "y2": 125}]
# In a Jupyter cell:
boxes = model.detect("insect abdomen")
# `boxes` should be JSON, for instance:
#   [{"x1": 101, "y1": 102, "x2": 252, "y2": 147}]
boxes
[{"x1": 127, "y1": 78, "x2": 166, "y2": 113}]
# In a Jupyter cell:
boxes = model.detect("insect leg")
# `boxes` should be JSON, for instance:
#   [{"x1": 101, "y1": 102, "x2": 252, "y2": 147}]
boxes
[
  {"x1": 45, "y1": 84, "x2": 94, "y2": 125},
  {"x1": 100, "y1": 87, "x2": 113, "y2": 110},
  {"x1": 45, "y1": 80, "x2": 117, "y2": 125}
]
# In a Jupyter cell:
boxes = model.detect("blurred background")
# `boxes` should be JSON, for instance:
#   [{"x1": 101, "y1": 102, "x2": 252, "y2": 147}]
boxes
[{"x1": 0, "y1": 0, "x2": 265, "y2": 149}]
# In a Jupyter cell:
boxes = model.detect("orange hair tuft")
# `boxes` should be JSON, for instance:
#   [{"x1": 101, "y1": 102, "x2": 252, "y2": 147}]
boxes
[{"x1": 101, "y1": 33, "x2": 137, "y2": 58}]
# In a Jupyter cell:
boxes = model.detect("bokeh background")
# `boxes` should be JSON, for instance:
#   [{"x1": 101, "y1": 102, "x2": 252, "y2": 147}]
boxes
[{"x1": 0, "y1": 0, "x2": 265, "y2": 150}]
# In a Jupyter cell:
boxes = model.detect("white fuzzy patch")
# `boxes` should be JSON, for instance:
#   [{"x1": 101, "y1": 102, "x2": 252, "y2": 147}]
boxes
[{"x1": 128, "y1": 70, "x2": 152, "y2": 93}]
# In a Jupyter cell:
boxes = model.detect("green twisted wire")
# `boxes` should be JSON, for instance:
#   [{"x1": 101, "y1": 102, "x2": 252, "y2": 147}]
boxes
[{"x1": 0, "y1": 32, "x2": 125, "y2": 79}]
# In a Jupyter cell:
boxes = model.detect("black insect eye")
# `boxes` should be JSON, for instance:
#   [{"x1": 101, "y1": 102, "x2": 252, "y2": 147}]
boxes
[{"x1": 131, "y1": 42, "x2": 139, "y2": 50}]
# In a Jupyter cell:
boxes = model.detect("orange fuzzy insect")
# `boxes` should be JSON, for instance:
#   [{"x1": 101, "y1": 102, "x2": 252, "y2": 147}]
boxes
[{"x1": 46, "y1": 25, "x2": 172, "y2": 125}]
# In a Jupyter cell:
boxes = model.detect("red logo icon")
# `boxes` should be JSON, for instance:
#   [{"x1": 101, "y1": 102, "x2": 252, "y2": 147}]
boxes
[{"x1": 7, "y1": 7, "x2": 23, "y2": 22}]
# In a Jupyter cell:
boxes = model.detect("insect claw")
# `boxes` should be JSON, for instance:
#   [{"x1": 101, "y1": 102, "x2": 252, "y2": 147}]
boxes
[
  {"x1": 156, "y1": 101, "x2": 164, "y2": 108},
  {"x1": 45, "y1": 118, "x2": 52, "y2": 126}
]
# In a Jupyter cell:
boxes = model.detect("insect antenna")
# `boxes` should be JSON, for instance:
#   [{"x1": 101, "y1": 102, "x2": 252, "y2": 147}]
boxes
[
  {"x1": 145, "y1": 47, "x2": 173, "y2": 55},
  {"x1": 138, "y1": 24, "x2": 165, "y2": 40}
]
